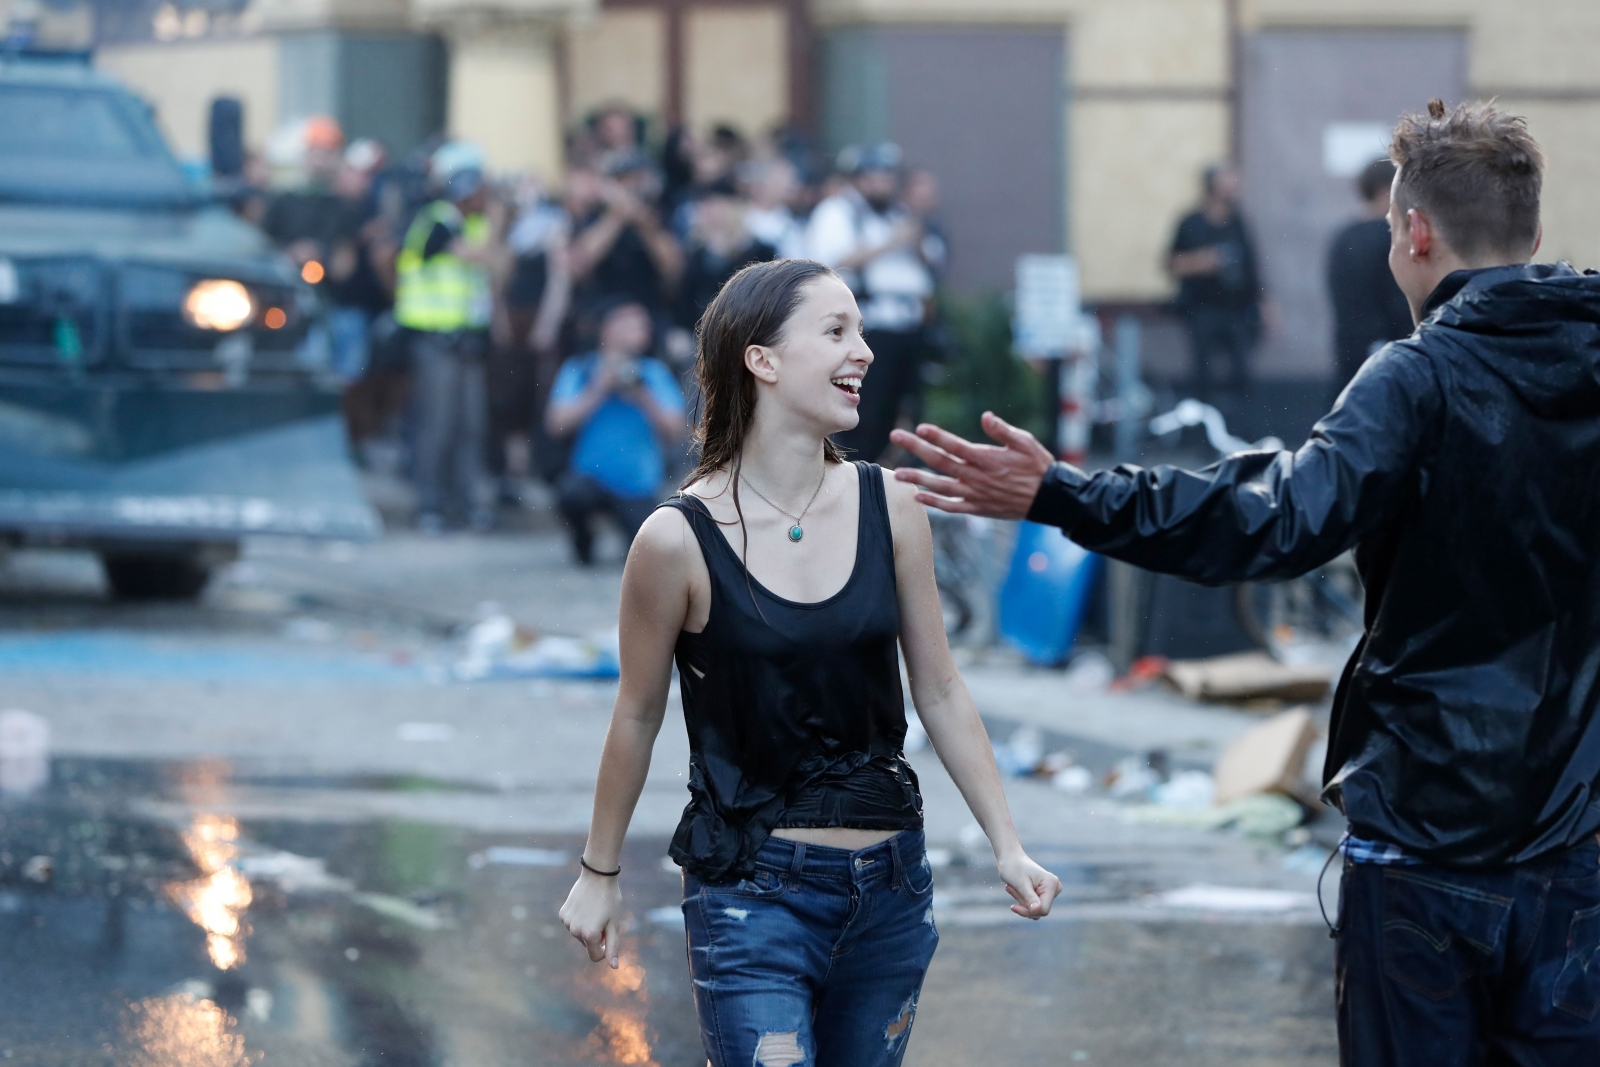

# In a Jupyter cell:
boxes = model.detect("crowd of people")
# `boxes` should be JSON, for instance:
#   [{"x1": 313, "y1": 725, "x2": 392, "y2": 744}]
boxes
[{"x1": 238, "y1": 108, "x2": 948, "y2": 559}]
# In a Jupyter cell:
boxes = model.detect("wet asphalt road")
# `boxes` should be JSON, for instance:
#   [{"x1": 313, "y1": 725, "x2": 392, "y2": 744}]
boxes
[{"x1": 0, "y1": 535, "x2": 1339, "y2": 1066}]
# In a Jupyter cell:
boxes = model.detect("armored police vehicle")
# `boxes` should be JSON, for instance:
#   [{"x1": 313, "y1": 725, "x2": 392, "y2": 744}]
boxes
[{"x1": 0, "y1": 52, "x2": 379, "y2": 598}]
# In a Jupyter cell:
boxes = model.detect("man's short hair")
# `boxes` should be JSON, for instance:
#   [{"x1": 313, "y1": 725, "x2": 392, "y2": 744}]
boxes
[
  {"x1": 1357, "y1": 158, "x2": 1396, "y2": 203},
  {"x1": 1389, "y1": 98, "x2": 1543, "y2": 259}
]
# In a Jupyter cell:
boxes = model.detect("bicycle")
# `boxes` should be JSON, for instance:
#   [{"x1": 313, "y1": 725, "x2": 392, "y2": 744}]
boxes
[
  {"x1": 928, "y1": 508, "x2": 997, "y2": 643},
  {"x1": 1147, "y1": 399, "x2": 1365, "y2": 664}
]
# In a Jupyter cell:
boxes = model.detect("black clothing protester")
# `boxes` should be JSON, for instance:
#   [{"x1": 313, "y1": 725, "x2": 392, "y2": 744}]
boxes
[
  {"x1": 556, "y1": 472, "x2": 657, "y2": 565},
  {"x1": 1171, "y1": 209, "x2": 1261, "y2": 311},
  {"x1": 661, "y1": 463, "x2": 923, "y2": 881},
  {"x1": 1184, "y1": 303, "x2": 1259, "y2": 396},
  {"x1": 672, "y1": 238, "x2": 776, "y2": 335},
  {"x1": 1327, "y1": 217, "x2": 1413, "y2": 388},
  {"x1": 261, "y1": 189, "x2": 360, "y2": 253},
  {"x1": 1335, "y1": 842, "x2": 1600, "y2": 1066},
  {"x1": 572, "y1": 208, "x2": 664, "y2": 315},
  {"x1": 489, "y1": 250, "x2": 555, "y2": 482},
  {"x1": 1170, "y1": 209, "x2": 1262, "y2": 393},
  {"x1": 831, "y1": 328, "x2": 925, "y2": 463},
  {"x1": 1027, "y1": 263, "x2": 1600, "y2": 868}
]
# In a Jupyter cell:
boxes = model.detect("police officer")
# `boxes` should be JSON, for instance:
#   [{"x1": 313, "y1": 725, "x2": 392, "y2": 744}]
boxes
[{"x1": 395, "y1": 142, "x2": 501, "y2": 532}]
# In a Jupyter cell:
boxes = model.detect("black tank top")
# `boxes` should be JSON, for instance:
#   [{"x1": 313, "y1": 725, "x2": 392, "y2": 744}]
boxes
[{"x1": 662, "y1": 462, "x2": 923, "y2": 881}]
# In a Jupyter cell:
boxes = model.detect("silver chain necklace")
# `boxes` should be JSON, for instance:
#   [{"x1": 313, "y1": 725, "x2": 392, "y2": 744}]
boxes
[{"x1": 740, "y1": 466, "x2": 826, "y2": 543}]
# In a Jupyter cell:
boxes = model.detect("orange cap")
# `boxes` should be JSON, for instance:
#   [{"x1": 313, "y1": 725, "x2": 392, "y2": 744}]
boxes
[{"x1": 304, "y1": 116, "x2": 345, "y2": 152}]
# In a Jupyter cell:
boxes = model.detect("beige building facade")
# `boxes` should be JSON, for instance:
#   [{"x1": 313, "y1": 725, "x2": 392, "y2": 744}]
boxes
[
  {"x1": 63, "y1": 0, "x2": 1600, "y2": 376},
  {"x1": 816, "y1": 1, "x2": 1600, "y2": 296},
  {"x1": 817, "y1": 0, "x2": 1600, "y2": 379}
]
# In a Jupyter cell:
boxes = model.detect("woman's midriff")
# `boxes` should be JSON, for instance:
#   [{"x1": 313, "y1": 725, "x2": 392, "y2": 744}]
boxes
[{"x1": 770, "y1": 827, "x2": 900, "y2": 849}]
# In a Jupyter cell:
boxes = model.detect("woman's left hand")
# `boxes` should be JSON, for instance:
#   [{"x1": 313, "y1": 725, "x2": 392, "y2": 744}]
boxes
[{"x1": 996, "y1": 852, "x2": 1063, "y2": 920}]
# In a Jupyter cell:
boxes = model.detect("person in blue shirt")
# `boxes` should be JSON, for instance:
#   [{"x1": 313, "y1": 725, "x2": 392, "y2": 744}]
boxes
[{"x1": 546, "y1": 300, "x2": 687, "y2": 564}]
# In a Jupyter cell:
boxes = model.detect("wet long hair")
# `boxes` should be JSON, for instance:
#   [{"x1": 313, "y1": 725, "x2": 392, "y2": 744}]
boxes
[{"x1": 681, "y1": 258, "x2": 846, "y2": 607}]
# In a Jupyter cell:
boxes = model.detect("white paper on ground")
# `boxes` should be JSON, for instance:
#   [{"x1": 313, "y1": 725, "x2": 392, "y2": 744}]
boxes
[{"x1": 1151, "y1": 883, "x2": 1318, "y2": 913}]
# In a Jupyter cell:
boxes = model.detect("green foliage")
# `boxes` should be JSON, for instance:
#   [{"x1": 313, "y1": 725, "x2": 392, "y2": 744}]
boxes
[{"x1": 923, "y1": 292, "x2": 1047, "y2": 444}]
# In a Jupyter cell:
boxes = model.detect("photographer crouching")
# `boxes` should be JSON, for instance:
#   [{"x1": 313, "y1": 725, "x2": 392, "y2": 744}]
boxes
[{"x1": 545, "y1": 300, "x2": 686, "y2": 565}]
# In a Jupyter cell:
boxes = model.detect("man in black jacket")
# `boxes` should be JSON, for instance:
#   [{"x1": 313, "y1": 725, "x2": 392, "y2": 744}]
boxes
[
  {"x1": 1327, "y1": 158, "x2": 1415, "y2": 394},
  {"x1": 892, "y1": 100, "x2": 1600, "y2": 1065}
]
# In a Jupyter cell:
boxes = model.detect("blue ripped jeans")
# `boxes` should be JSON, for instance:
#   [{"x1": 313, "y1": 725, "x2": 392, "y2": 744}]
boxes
[{"x1": 682, "y1": 829, "x2": 939, "y2": 1067}]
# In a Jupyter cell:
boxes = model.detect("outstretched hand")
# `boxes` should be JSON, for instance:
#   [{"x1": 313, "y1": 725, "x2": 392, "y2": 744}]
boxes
[{"x1": 890, "y1": 412, "x2": 1056, "y2": 519}]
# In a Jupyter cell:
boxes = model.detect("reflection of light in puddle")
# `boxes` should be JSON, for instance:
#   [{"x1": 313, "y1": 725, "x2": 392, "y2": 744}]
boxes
[
  {"x1": 174, "y1": 759, "x2": 235, "y2": 804},
  {"x1": 590, "y1": 1007, "x2": 656, "y2": 1066},
  {"x1": 166, "y1": 814, "x2": 253, "y2": 969},
  {"x1": 581, "y1": 949, "x2": 657, "y2": 1066},
  {"x1": 124, "y1": 994, "x2": 252, "y2": 1067},
  {"x1": 599, "y1": 957, "x2": 646, "y2": 995}
]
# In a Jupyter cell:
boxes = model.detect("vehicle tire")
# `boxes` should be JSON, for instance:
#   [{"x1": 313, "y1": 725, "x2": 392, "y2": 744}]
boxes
[
  {"x1": 1235, "y1": 560, "x2": 1365, "y2": 662},
  {"x1": 101, "y1": 553, "x2": 213, "y2": 601}
]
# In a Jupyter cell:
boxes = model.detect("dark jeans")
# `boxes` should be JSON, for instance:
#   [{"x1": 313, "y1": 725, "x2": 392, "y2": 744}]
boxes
[
  {"x1": 682, "y1": 830, "x2": 939, "y2": 1067},
  {"x1": 1181, "y1": 303, "x2": 1257, "y2": 400},
  {"x1": 412, "y1": 330, "x2": 488, "y2": 520},
  {"x1": 833, "y1": 327, "x2": 924, "y2": 463},
  {"x1": 1336, "y1": 841, "x2": 1600, "y2": 1066},
  {"x1": 486, "y1": 305, "x2": 564, "y2": 480},
  {"x1": 555, "y1": 472, "x2": 657, "y2": 564}
]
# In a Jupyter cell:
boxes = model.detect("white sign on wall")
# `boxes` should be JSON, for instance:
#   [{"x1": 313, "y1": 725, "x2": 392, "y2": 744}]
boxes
[
  {"x1": 1013, "y1": 254, "x2": 1081, "y2": 357},
  {"x1": 1322, "y1": 122, "x2": 1393, "y2": 178}
]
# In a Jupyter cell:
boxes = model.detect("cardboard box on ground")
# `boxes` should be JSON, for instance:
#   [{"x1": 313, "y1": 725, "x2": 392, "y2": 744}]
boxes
[
  {"x1": 1213, "y1": 707, "x2": 1321, "y2": 807},
  {"x1": 1163, "y1": 652, "x2": 1332, "y2": 705}
]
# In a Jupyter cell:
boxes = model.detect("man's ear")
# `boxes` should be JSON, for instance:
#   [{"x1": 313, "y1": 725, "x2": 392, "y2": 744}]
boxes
[
  {"x1": 1531, "y1": 222, "x2": 1543, "y2": 259},
  {"x1": 1407, "y1": 208, "x2": 1432, "y2": 261},
  {"x1": 746, "y1": 343, "x2": 780, "y2": 385}
]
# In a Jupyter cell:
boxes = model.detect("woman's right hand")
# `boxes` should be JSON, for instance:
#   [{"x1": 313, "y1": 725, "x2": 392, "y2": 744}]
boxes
[{"x1": 559, "y1": 870, "x2": 624, "y2": 968}]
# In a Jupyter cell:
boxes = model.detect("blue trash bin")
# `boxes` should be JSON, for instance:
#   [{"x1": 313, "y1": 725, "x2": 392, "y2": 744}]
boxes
[{"x1": 998, "y1": 521, "x2": 1101, "y2": 665}]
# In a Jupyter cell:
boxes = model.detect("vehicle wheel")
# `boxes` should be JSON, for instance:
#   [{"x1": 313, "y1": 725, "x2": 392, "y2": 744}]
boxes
[
  {"x1": 101, "y1": 553, "x2": 213, "y2": 601},
  {"x1": 1235, "y1": 560, "x2": 1365, "y2": 662}
]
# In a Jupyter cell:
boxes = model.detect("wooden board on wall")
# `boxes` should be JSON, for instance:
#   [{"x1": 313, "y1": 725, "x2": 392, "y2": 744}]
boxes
[
  {"x1": 1241, "y1": 29, "x2": 1466, "y2": 380},
  {"x1": 823, "y1": 25, "x2": 1066, "y2": 294},
  {"x1": 567, "y1": 8, "x2": 667, "y2": 124},
  {"x1": 684, "y1": 5, "x2": 789, "y2": 137}
]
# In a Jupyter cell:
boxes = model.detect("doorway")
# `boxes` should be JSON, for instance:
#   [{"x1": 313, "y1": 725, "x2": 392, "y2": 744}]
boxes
[
  {"x1": 1240, "y1": 29, "x2": 1467, "y2": 381},
  {"x1": 823, "y1": 26, "x2": 1067, "y2": 293}
]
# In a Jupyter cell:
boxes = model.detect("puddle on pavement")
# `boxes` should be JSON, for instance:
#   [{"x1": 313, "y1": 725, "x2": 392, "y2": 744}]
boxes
[
  {"x1": 0, "y1": 757, "x2": 1336, "y2": 1067},
  {"x1": 0, "y1": 757, "x2": 704, "y2": 1067}
]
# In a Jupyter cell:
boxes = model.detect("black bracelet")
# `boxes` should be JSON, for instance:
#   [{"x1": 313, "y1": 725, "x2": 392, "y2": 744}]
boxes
[{"x1": 580, "y1": 856, "x2": 621, "y2": 877}]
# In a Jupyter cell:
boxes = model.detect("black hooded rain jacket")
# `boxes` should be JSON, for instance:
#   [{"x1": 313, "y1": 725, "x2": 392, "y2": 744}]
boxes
[{"x1": 1027, "y1": 263, "x2": 1600, "y2": 867}]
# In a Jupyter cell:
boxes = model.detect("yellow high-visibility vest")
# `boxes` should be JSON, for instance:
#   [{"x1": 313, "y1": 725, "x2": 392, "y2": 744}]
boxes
[{"x1": 394, "y1": 201, "x2": 492, "y2": 332}]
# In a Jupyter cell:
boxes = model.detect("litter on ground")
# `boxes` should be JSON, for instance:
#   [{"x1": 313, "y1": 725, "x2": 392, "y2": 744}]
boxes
[{"x1": 1163, "y1": 652, "x2": 1331, "y2": 704}]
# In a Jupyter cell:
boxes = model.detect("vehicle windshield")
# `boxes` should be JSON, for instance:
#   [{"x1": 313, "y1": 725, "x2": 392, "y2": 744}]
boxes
[{"x1": 0, "y1": 83, "x2": 195, "y2": 206}]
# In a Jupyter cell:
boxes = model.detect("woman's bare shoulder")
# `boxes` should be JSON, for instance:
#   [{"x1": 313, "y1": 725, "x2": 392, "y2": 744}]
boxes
[
  {"x1": 629, "y1": 502, "x2": 698, "y2": 570},
  {"x1": 676, "y1": 472, "x2": 735, "y2": 519},
  {"x1": 879, "y1": 466, "x2": 930, "y2": 530}
]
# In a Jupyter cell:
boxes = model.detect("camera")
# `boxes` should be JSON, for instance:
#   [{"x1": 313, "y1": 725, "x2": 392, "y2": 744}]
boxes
[{"x1": 613, "y1": 358, "x2": 642, "y2": 390}]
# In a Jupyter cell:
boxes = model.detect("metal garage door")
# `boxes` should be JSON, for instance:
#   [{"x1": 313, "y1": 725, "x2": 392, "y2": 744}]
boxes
[
  {"x1": 823, "y1": 27, "x2": 1066, "y2": 293},
  {"x1": 1240, "y1": 30, "x2": 1467, "y2": 379}
]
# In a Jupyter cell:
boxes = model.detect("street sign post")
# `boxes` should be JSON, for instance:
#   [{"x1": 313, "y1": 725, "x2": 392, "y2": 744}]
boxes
[{"x1": 1013, "y1": 255, "x2": 1097, "y2": 463}]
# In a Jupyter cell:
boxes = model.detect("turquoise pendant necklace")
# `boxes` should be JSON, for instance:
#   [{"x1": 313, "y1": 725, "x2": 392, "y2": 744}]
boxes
[{"x1": 740, "y1": 466, "x2": 827, "y2": 544}]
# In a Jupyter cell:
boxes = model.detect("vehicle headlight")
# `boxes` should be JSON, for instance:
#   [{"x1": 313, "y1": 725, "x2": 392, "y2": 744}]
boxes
[{"x1": 183, "y1": 279, "x2": 254, "y2": 331}]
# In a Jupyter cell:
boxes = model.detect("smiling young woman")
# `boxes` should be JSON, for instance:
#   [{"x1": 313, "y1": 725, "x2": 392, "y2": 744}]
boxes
[{"x1": 559, "y1": 258, "x2": 1061, "y2": 1067}]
